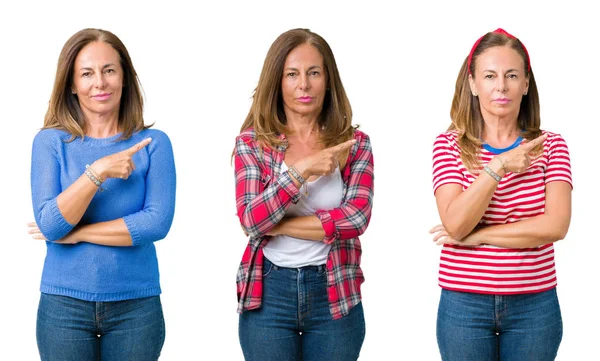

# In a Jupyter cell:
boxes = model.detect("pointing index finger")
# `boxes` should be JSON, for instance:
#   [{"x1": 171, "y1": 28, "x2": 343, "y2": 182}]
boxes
[
  {"x1": 521, "y1": 133, "x2": 547, "y2": 151},
  {"x1": 330, "y1": 139, "x2": 357, "y2": 154},
  {"x1": 124, "y1": 137, "x2": 152, "y2": 156}
]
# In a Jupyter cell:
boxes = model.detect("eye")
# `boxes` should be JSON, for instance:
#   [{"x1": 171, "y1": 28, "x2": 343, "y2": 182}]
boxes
[
  {"x1": 484, "y1": 74, "x2": 494, "y2": 79},
  {"x1": 309, "y1": 71, "x2": 320, "y2": 76},
  {"x1": 81, "y1": 72, "x2": 92, "y2": 78},
  {"x1": 507, "y1": 74, "x2": 517, "y2": 79},
  {"x1": 286, "y1": 72, "x2": 297, "y2": 78},
  {"x1": 105, "y1": 68, "x2": 115, "y2": 74}
]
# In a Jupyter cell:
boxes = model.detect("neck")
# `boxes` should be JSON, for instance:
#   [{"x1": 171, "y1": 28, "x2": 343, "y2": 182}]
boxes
[
  {"x1": 83, "y1": 111, "x2": 121, "y2": 138},
  {"x1": 286, "y1": 115, "x2": 320, "y2": 143},
  {"x1": 482, "y1": 116, "x2": 520, "y2": 147}
]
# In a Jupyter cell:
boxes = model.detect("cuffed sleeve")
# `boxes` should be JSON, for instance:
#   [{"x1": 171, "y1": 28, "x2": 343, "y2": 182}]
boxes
[
  {"x1": 122, "y1": 130, "x2": 176, "y2": 247},
  {"x1": 31, "y1": 130, "x2": 75, "y2": 242},
  {"x1": 234, "y1": 131, "x2": 299, "y2": 239},
  {"x1": 315, "y1": 131, "x2": 374, "y2": 244}
]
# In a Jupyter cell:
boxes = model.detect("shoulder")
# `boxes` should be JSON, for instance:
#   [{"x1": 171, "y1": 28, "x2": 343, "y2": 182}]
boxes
[
  {"x1": 434, "y1": 130, "x2": 459, "y2": 144},
  {"x1": 541, "y1": 129, "x2": 568, "y2": 145},
  {"x1": 347, "y1": 129, "x2": 373, "y2": 163},
  {"x1": 32, "y1": 128, "x2": 70, "y2": 148},
  {"x1": 237, "y1": 127, "x2": 257, "y2": 143},
  {"x1": 235, "y1": 128, "x2": 261, "y2": 153},
  {"x1": 138, "y1": 128, "x2": 170, "y2": 142},
  {"x1": 135, "y1": 128, "x2": 173, "y2": 154},
  {"x1": 352, "y1": 129, "x2": 369, "y2": 141},
  {"x1": 34, "y1": 128, "x2": 70, "y2": 141},
  {"x1": 432, "y1": 131, "x2": 461, "y2": 164},
  {"x1": 540, "y1": 130, "x2": 570, "y2": 156},
  {"x1": 137, "y1": 128, "x2": 172, "y2": 144},
  {"x1": 352, "y1": 129, "x2": 371, "y2": 147},
  {"x1": 433, "y1": 131, "x2": 460, "y2": 152}
]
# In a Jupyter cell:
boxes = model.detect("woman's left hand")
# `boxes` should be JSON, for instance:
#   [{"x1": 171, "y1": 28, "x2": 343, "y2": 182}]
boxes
[
  {"x1": 429, "y1": 224, "x2": 479, "y2": 246},
  {"x1": 27, "y1": 222, "x2": 79, "y2": 244}
]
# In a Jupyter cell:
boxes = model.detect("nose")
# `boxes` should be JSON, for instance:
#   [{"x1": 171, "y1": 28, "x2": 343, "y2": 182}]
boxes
[
  {"x1": 94, "y1": 72, "x2": 107, "y2": 88},
  {"x1": 299, "y1": 73, "x2": 310, "y2": 91},
  {"x1": 496, "y1": 77, "x2": 507, "y2": 93}
]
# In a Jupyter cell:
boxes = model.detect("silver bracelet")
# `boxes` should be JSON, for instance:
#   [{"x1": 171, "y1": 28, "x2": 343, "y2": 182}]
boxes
[
  {"x1": 84, "y1": 166, "x2": 105, "y2": 191},
  {"x1": 288, "y1": 165, "x2": 306, "y2": 185},
  {"x1": 86, "y1": 164, "x2": 105, "y2": 183},
  {"x1": 483, "y1": 165, "x2": 502, "y2": 182}
]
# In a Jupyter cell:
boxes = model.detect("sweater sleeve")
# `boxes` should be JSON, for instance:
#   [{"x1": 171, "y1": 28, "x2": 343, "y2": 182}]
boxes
[
  {"x1": 123, "y1": 131, "x2": 176, "y2": 247},
  {"x1": 31, "y1": 130, "x2": 75, "y2": 242}
]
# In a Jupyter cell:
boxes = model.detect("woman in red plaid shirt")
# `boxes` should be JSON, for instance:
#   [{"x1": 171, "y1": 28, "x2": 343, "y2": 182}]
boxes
[{"x1": 233, "y1": 28, "x2": 374, "y2": 361}]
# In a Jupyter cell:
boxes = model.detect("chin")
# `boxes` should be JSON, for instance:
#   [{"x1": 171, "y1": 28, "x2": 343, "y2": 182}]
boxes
[
  {"x1": 294, "y1": 107, "x2": 320, "y2": 115},
  {"x1": 489, "y1": 107, "x2": 516, "y2": 116}
]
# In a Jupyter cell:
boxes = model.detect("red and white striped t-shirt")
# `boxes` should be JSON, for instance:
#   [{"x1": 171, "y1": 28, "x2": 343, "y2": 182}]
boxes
[{"x1": 431, "y1": 130, "x2": 572, "y2": 294}]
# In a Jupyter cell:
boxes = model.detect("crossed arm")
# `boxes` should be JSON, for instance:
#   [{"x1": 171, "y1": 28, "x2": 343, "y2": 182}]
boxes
[
  {"x1": 432, "y1": 181, "x2": 571, "y2": 248},
  {"x1": 235, "y1": 131, "x2": 374, "y2": 244},
  {"x1": 431, "y1": 132, "x2": 572, "y2": 248},
  {"x1": 30, "y1": 131, "x2": 175, "y2": 247}
]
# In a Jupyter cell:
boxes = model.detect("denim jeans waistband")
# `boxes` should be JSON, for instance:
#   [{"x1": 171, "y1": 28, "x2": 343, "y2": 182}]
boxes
[{"x1": 263, "y1": 256, "x2": 326, "y2": 274}]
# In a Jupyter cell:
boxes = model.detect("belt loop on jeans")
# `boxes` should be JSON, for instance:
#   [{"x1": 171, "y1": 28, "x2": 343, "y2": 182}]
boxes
[{"x1": 317, "y1": 264, "x2": 326, "y2": 274}]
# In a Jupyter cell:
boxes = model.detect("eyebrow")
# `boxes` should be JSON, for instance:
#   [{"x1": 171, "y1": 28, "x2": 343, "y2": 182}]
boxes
[
  {"x1": 78, "y1": 63, "x2": 117, "y2": 71},
  {"x1": 284, "y1": 65, "x2": 322, "y2": 71},
  {"x1": 483, "y1": 68, "x2": 520, "y2": 73}
]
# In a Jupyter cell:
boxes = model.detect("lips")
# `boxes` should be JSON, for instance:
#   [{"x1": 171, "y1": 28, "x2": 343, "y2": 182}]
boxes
[
  {"x1": 493, "y1": 98, "x2": 510, "y2": 104},
  {"x1": 92, "y1": 93, "x2": 112, "y2": 101},
  {"x1": 297, "y1": 96, "x2": 313, "y2": 103}
]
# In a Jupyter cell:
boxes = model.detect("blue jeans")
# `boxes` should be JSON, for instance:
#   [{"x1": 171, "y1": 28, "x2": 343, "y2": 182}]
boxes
[
  {"x1": 239, "y1": 258, "x2": 365, "y2": 361},
  {"x1": 437, "y1": 288, "x2": 562, "y2": 361},
  {"x1": 37, "y1": 293, "x2": 165, "y2": 361}
]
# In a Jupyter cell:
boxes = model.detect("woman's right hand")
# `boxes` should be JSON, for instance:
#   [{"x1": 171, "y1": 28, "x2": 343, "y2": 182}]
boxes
[
  {"x1": 90, "y1": 138, "x2": 152, "y2": 180},
  {"x1": 496, "y1": 133, "x2": 547, "y2": 173},
  {"x1": 294, "y1": 139, "x2": 356, "y2": 179}
]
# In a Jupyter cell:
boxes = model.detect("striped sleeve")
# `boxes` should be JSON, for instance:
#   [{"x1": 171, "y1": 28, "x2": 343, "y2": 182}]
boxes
[
  {"x1": 544, "y1": 132, "x2": 572, "y2": 188},
  {"x1": 432, "y1": 133, "x2": 463, "y2": 194}
]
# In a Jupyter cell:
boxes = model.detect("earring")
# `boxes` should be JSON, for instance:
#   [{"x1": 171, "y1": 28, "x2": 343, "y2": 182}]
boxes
[
  {"x1": 472, "y1": 92, "x2": 478, "y2": 97},
  {"x1": 71, "y1": 90, "x2": 76, "y2": 94},
  {"x1": 523, "y1": 91, "x2": 528, "y2": 95}
]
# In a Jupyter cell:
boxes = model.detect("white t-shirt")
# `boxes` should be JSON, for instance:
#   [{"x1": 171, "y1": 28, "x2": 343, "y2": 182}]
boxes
[{"x1": 263, "y1": 162, "x2": 344, "y2": 267}]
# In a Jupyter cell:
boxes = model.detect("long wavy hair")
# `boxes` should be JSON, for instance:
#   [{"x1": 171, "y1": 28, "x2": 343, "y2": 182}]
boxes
[
  {"x1": 43, "y1": 28, "x2": 151, "y2": 141},
  {"x1": 239, "y1": 28, "x2": 355, "y2": 158},
  {"x1": 449, "y1": 31, "x2": 541, "y2": 171}
]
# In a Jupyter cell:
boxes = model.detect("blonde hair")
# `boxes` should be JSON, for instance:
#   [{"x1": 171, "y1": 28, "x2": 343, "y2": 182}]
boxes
[
  {"x1": 43, "y1": 28, "x2": 151, "y2": 140},
  {"x1": 449, "y1": 31, "x2": 541, "y2": 171}
]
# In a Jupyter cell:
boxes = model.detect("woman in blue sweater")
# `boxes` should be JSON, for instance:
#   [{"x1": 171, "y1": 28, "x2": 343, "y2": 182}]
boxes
[{"x1": 28, "y1": 28, "x2": 176, "y2": 361}]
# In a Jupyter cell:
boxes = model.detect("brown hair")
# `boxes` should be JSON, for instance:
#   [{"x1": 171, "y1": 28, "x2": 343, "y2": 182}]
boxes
[
  {"x1": 449, "y1": 31, "x2": 541, "y2": 171},
  {"x1": 43, "y1": 28, "x2": 151, "y2": 140},
  {"x1": 239, "y1": 28, "x2": 354, "y2": 151}
]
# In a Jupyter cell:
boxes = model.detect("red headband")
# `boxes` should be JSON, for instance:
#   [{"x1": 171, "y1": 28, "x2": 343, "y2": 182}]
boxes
[{"x1": 467, "y1": 28, "x2": 531, "y2": 74}]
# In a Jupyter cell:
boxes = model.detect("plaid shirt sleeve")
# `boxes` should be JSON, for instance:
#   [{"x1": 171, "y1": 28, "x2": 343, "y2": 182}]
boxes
[
  {"x1": 315, "y1": 130, "x2": 374, "y2": 244},
  {"x1": 234, "y1": 131, "x2": 300, "y2": 239}
]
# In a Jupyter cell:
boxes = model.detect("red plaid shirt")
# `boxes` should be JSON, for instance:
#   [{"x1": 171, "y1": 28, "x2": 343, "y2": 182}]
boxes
[{"x1": 234, "y1": 128, "x2": 374, "y2": 320}]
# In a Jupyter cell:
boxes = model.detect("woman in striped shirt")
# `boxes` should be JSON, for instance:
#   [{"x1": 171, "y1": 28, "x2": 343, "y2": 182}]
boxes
[
  {"x1": 430, "y1": 29, "x2": 571, "y2": 361},
  {"x1": 233, "y1": 29, "x2": 374, "y2": 361}
]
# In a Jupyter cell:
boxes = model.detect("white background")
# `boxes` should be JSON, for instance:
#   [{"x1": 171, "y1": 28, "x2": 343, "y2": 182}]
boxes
[{"x1": 0, "y1": 1, "x2": 597, "y2": 360}]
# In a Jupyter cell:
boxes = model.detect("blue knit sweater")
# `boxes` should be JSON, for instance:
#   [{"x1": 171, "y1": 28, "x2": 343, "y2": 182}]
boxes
[{"x1": 30, "y1": 128, "x2": 176, "y2": 301}]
